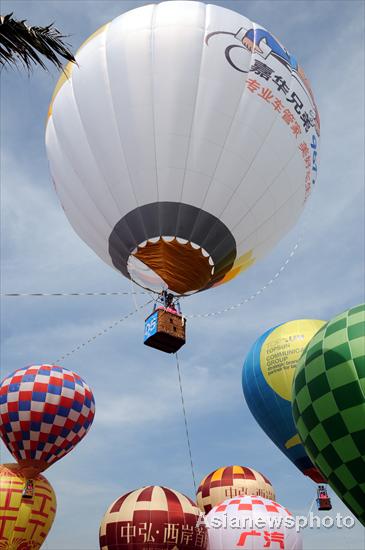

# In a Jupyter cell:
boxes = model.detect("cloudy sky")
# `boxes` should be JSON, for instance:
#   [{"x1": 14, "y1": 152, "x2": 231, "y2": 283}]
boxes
[{"x1": 1, "y1": 0, "x2": 364, "y2": 549}]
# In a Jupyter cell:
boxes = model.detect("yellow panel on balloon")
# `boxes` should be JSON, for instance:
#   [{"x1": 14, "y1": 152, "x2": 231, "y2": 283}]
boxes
[
  {"x1": 260, "y1": 319, "x2": 325, "y2": 401},
  {"x1": 0, "y1": 464, "x2": 56, "y2": 550}
]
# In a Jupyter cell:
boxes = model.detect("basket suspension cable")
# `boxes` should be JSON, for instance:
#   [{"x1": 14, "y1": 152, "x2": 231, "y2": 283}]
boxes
[{"x1": 175, "y1": 352, "x2": 197, "y2": 493}]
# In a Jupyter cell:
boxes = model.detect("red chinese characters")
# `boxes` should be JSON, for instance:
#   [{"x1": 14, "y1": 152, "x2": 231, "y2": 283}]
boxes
[{"x1": 99, "y1": 486, "x2": 207, "y2": 550}]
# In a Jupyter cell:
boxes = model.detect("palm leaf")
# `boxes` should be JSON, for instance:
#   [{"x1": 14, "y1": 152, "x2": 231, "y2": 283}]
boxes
[{"x1": 0, "y1": 12, "x2": 75, "y2": 71}]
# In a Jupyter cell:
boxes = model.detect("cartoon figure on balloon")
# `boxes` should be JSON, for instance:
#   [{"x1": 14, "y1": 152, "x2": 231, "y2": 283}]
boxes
[{"x1": 205, "y1": 26, "x2": 320, "y2": 137}]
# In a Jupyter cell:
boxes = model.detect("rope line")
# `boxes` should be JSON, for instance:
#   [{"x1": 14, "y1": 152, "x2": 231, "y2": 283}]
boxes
[
  {"x1": 2, "y1": 232, "x2": 299, "y2": 319},
  {"x1": 1, "y1": 291, "x2": 149, "y2": 297},
  {"x1": 3, "y1": 200, "x2": 311, "y2": 317},
  {"x1": 186, "y1": 238, "x2": 302, "y2": 319},
  {"x1": 186, "y1": 192, "x2": 314, "y2": 318},
  {"x1": 54, "y1": 299, "x2": 153, "y2": 363},
  {"x1": 175, "y1": 352, "x2": 197, "y2": 493},
  {"x1": 306, "y1": 495, "x2": 317, "y2": 521}
]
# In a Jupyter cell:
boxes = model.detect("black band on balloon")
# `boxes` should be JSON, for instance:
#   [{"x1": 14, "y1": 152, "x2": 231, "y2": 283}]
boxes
[{"x1": 108, "y1": 202, "x2": 237, "y2": 289}]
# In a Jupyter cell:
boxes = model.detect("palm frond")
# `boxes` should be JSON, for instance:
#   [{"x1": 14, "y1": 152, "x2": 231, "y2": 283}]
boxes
[{"x1": 0, "y1": 12, "x2": 75, "y2": 71}]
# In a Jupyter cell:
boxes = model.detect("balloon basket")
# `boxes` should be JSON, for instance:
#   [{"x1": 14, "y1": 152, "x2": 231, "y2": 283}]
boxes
[
  {"x1": 316, "y1": 485, "x2": 332, "y2": 511},
  {"x1": 22, "y1": 479, "x2": 34, "y2": 499},
  {"x1": 144, "y1": 309, "x2": 186, "y2": 353}
]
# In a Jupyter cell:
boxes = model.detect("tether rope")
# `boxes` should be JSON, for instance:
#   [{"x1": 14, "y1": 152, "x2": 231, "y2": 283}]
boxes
[
  {"x1": 306, "y1": 495, "x2": 317, "y2": 521},
  {"x1": 1, "y1": 291, "x2": 148, "y2": 297},
  {"x1": 2, "y1": 200, "x2": 310, "y2": 317},
  {"x1": 54, "y1": 299, "x2": 153, "y2": 363},
  {"x1": 186, "y1": 235, "x2": 302, "y2": 319},
  {"x1": 175, "y1": 352, "x2": 197, "y2": 493},
  {"x1": 2, "y1": 235, "x2": 299, "y2": 314}
]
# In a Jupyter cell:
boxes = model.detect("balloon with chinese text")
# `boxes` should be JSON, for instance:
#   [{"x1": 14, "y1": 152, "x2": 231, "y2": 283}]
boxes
[
  {"x1": 196, "y1": 465, "x2": 275, "y2": 514},
  {"x1": 206, "y1": 495, "x2": 302, "y2": 549},
  {"x1": 46, "y1": 1, "x2": 320, "y2": 296},
  {"x1": 99, "y1": 485, "x2": 207, "y2": 550}
]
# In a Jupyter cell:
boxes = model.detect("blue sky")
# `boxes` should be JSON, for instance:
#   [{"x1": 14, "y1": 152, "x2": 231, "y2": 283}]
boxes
[{"x1": 0, "y1": 1, "x2": 364, "y2": 549}]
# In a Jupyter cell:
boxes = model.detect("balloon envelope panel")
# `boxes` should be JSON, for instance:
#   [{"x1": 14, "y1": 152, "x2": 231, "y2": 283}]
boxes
[
  {"x1": 242, "y1": 320, "x2": 326, "y2": 482},
  {"x1": 206, "y1": 495, "x2": 302, "y2": 550},
  {"x1": 196, "y1": 465, "x2": 275, "y2": 514},
  {"x1": 46, "y1": 1, "x2": 320, "y2": 295},
  {"x1": 0, "y1": 463, "x2": 56, "y2": 550},
  {"x1": 292, "y1": 305, "x2": 365, "y2": 525},
  {"x1": 99, "y1": 485, "x2": 207, "y2": 550}
]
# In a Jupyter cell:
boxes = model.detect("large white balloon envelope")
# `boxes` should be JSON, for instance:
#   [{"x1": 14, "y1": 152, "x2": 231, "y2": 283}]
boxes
[
  {"x1": 46, "y1": 1, "x2": 320, "y2": 296},
  {"x1": 205, "y1": 495, "x2": 302, "y2": 549}
]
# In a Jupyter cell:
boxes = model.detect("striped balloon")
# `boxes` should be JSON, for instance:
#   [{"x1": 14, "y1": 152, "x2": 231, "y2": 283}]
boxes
[
  {"x1": 99, "y1": 485, "x2": 207, "y2": 550},
  {"x1": 0, "y1": 365, "x2": 95, "y2": 478},
  {"x1": 196, "y1": 465, "x2": 275, "y2": 514},
  {"x1": 0, "y1": 463, "x2": 56, "y2": 550}
]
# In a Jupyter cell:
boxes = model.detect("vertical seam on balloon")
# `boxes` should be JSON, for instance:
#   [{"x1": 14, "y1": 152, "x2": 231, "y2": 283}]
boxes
[
  {"x1": 102, "y1": 18, "x2": 150, "y2": 252},
  {"x1": 187, "y1": 20, "x2": 261, "y2": 264},
  {"x1": 150, "y1": 4, "x2": 159, "y2": 204},
  {"x1": 176, "y1": 4, "x2": 207, "y2": 222},
  {"x1": 233, "y1": 173, "x2": 302, "y2": 254},
  {"x1": 216, "y1": 27, "x2": 300, "y2": 234},
  {"x1": 49, "y1": 117, "x2": 130, "y2": 262},
  {"x1": 175, "y1": 2, "x2": 207, "y2": 242},
  {"x1": 51, "y1": 31, "x2": 138, "y2": 266},
  {"x1": 50, "y1": 63, "x2": 119, "y2": 235},
  {"x1": 102, "y1": 21, "x2": 141, "y2": 213},
  {"x1": 73, "y1": 27, "x2": 128, "y2": 229},
  {"x1": 228, "y1": 64, "x2": 303, "y2": 253},
  {"x1": 253, "y1": 332, "x2": 277, "y2": 438},
  {"x1": 197, "y1": 19, "x2": 256, "y2": 213},
  {"x1": 231, "y1": 145, "x2": 298, "y2": 235},
  {"x1": 251, "y1": 328, "x2": 289, "y2": 453}
]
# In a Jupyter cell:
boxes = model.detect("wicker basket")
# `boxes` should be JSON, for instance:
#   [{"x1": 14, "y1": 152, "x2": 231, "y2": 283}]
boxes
[{"x1": 144, "y1": 308, "x2": 186, "y2": 353}]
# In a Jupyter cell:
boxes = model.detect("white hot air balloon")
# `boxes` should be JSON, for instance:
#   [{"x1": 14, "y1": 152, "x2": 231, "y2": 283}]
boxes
[
  {"x1": 46, "y1": 1, "x2": 320, "y2": 296},
  {"x1": 206, "y1": 495, "x2": 302, "y2": 549}
]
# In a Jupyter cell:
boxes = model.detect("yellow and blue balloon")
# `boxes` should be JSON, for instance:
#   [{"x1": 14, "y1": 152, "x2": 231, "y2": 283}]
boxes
[{"x1": 242, "y1": 319, "x2": 326, "y2": 483}]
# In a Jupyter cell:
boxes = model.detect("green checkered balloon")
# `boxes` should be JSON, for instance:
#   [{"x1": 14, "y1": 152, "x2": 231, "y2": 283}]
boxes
[{"x1": 292, "y1": 304, "x2": 365, "y2": 525}]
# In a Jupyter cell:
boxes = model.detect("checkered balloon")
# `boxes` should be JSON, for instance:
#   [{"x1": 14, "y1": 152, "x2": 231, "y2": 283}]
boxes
[
  {"x1": 292, "y1": 304, "x2": 365, "y2": 526},
  {"x1": 0, "y1": 364, "x2": 95, "y2": 477},
  {"x1": 206, "y1": 495, "x2": 302, "y2": 549}
]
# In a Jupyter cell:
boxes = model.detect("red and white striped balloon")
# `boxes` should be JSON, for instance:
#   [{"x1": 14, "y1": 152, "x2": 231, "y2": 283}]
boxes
[{"x1": 100, "y1": 485, "x2": 207, "y2": 550}]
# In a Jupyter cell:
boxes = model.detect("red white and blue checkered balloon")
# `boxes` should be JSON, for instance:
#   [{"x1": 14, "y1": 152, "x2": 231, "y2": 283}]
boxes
[{"x1": 0, "y1": 364, "x2": 95, "y2": 477}]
